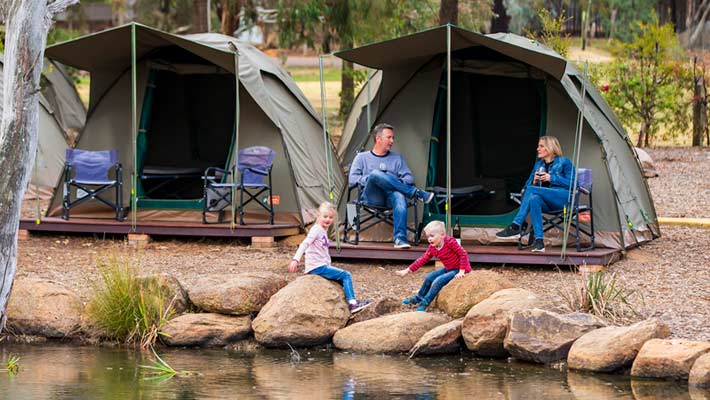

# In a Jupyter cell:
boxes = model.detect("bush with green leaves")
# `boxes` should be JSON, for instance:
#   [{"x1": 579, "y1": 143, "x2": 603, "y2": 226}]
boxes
[
  {"x1": 526, "y1": 8, "x2": 570, "y2": 58},
  {"x1": 559, "y1": 270, "x2": 641, "y2": 324},
  {"x1": 86, "y1": 254, "x2": 175, "y2": 349}
]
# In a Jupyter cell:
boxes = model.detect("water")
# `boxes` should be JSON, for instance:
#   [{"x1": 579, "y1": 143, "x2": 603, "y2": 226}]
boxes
[{"x1": 0, "y1": 343, "x2": 700, "y2": 399}]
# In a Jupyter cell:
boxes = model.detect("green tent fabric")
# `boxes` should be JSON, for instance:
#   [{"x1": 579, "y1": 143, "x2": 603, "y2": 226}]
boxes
[
  {"x1": 43, "y1": 23, "x2": 344, "y2": 226},
  {"x1": 335, "y1": 26, "x2": 658, "y2": 250}
]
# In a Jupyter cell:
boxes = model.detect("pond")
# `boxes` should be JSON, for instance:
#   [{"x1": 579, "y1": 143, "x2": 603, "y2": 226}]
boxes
[{"x1": 0, "y1": 343, "x2": 698, "y2": 399}]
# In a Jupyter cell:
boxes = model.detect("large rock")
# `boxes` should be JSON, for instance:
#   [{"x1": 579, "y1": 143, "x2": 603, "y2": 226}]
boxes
[
  {"x1": 631, "y1": 339, "x2": 710, "y2": 380},
  {"x1": 138, "y1": 273, "x2": 190, "y2": 314},
  {"x1": 6, "y1": 278, "x2": 83, "y2": 338},
  {"x1": 436, "y1": 270, "x2": 514, "y2": 318},
  {"x1": 189, "y1": 272, "x2": 288, "y2": 315},
  {"x1": 567, "y1": 318, "x2": 671, "y2": 372},
  {"x1": 634, "y1": 147, "x2": 659, "y2": 178},
  {"x1": 691, "y1": 353, "x2": 710, "y2": 388},
  {"x1": 333, "y1": 312, "x2": 450, "y2": 353},
  {"x1": 462, "y1": 288, "x2": 548, "y2": 357},
  {"x1": 409, "y1": 318, "x2": 463, "y2": 357},
  {"x1": 348, "y1": 297, "x2": 406, "y2": 325},
  {"x1": 162, "y1": 313, "x2": 251, "y2": 347},
  {"x1": 504, "y1": 309, "x2": 607, "y2": 364},
  {"x1": 252, "y1": 275, "x2": 350, "y2": 347}
]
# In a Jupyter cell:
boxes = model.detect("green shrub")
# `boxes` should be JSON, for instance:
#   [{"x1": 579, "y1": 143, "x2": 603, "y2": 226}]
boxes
[
  {"x1": 559, "y1": 270, "x2": 641, "y2": 323},
  {"x1": 86, "y1": 254, "x2": 175, "y2": 348},
  {"x1": 526, "y1": 8, "x2": 570, "y2": 58}
]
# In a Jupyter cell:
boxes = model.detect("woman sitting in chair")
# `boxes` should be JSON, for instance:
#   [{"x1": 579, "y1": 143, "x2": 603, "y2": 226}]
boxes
[{"x1": 496, "y1": 135, "x2": 574, "y2": 252}]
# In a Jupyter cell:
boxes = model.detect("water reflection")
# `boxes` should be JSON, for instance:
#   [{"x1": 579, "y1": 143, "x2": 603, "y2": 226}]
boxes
[{"x1": 0, "y1": 343, "x2": 702, "y2": 399}]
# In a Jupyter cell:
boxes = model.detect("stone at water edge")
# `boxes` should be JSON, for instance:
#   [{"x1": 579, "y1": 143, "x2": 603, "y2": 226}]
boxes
[
  {"x1": 631, "y1": 339, "x2": 710, "y2": 380},
  {"x1": 188, "y1": 272, "x2": 288, "y2": 315},
  {"x1": 137, "y1": 273, "x2": 191, "y2": 314},
  {"x1": 690, "y1": 353, "x2": 710, "y2": 388},
  {"x1": 436, "y1": 270, "x2": 514, "y2": 318},
  {"x1": 409, "y1": 318, "x2": 463, "y2": 357},
  {"x1": 333, "y1": 312, "x2": 450, "y2": 353},
  {"x1": 503, "y1": 309, "x2": 607, "y2": 364},
  {"x1": 161, "y1": 313, "x2": 252, "y2": 347},
  {"x1": 252, "y1": 275, "x2": 350, "y2": 347},
  {"x1": 348, "y1": 297, "x2": 406, "y2": 325},
  {"x1": 567, "y1": 318, "x2": 671, "y2": 373}
]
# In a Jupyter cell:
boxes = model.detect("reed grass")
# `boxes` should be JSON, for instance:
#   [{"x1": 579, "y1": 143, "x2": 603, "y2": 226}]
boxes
[
  {"x1": 2, "y1": 354, "x2": 20, "y2": 375},
  {"x1": 559, "y1": 270, "x2": 642, "y2": 323}
]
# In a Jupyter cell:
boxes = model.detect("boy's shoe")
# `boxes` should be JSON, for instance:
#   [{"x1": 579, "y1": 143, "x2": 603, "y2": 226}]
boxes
[
  {"x1": 531, "y1": 239, "x2": 545, "y2": 252},
  {"x1": 496, "y1": 224, "x2": 521, "y2": 239},
  {"x1": 349, "y1": 300, "x2": 372, "y2": 314},
  {"x1": 416, "y1": 305, "x2": 427, "y2": 312},
  {"x1": 415, "y1": 189, "x2": 435, "y2": 204},
  {"x1": 402, "y1": 296, "x2": 420, "y2": 305},
  {"x1": 394, "y1": 238, "x2": 411, "y2": 249}
]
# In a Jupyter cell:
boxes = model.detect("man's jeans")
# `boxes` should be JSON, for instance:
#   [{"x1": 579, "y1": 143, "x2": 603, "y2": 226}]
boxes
[
  {"x1": 361, "y1": 169, "x2": 416, "y2": 242},
  {"x1": 309, "y1": 265, "x2": 356, "y2": 301},
  {"x1": 413, "y1": 267, "x2": 458, "y2": 306},
  {"x1": 512, "y1": 185, "x2": 569, "y2": 240}
]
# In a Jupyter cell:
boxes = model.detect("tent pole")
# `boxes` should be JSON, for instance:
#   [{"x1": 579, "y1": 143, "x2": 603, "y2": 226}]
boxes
[
  {"x1": 366, "y1": 68, "x2": 371, "y2": 133},
  {"x1": 130, "y1": 23, "x2": 138, "y2": 231},
  {"x1": 229, "y1": 43, "x2": 240, "y2": 230},
  {"x1": 319, "y1": 55, "x2": 333, "y2": 201},
  {"x1": 446, "y1": 24, "x2": 452, "y2": 234}
]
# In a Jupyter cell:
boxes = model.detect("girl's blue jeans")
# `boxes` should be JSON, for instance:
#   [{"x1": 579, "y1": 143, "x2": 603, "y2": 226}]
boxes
[{"x1": 309, "y1": 265, "x2": 356, "y2": 301}]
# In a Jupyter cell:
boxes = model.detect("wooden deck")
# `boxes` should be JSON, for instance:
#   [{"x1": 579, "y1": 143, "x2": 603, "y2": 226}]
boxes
[
  {"x1": 329, "y1": 241, "x2": 622, "y2": 266},
  {"x1": 20, "y1": 217, "x2": 301, "y2": 238}
]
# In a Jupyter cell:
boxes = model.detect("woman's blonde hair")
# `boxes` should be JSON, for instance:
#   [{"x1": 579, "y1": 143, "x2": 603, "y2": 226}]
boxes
[
  {"x1": 539, "y1": 136, "x2": 563, "y2": 157},
  {"x1": 423, "y1": 220, "x2": 446, "y2": 236},
  {"x1": 318, "y1": 201, "x2": 337, "y2": 216}
]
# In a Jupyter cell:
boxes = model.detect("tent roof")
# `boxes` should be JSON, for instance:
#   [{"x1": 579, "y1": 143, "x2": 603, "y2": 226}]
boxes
[{"x1": 335, "y1": 25, "x2": 567, "y2": 80}]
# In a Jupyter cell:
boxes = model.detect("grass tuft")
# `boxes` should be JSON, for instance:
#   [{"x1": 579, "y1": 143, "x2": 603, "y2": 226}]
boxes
[
  {"x1": 2, "y1": 354, "x2": 20, "y2": 375},
  {"x1": 558, "y1": 270, "x2": 642, "y2": 324}
]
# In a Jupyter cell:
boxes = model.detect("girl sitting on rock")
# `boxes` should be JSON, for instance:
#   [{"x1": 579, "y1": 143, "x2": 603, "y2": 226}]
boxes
[
  {"x1": 396, "y1": 220, "x2": 471, "y2": 311},
  {"x1": 288, "y1": 202, "x2": 371, "y2": 313}
]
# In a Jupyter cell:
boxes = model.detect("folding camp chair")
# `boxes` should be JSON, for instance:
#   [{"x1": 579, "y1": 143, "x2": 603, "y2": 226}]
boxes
[
  {"x1": 202, "y1": 166, "x2": 233, "y2": 224},
  {"x1": 342, "y1": 184, "x2": 421, "y2": 245},
  {"x1": 62, "y1": 149, "x2": 124, "y2": 221},
  {"x1": 518, "y1": 168, "x2": 595, "y2": 252},
  {"x1": 237, "y1": 146, "x2": 276, "y2": 225}
]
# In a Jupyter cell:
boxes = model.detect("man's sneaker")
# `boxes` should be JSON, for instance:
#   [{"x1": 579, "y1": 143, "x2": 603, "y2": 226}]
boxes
[
  {"x1": 394, "y1": 238, "x2": 411, "y2": 249},
  {"x1": 415, "y1": 189, "x2": 435, "y2": 204},
  {"x1": 349, "y1": 300, "x2": 372, "y2": 314},
  {"x1": 402, "y1": 296, "x2": 420, "y2": 305},
  {"x1": 495, "y1": 224, "x2": 521, "y2": 239},
  {"x1": 416, "y1": 305, "x2": 427, "y2": 312},
  {"x1": 531, "y1": 239, "x2": 545, "y2": 252}
]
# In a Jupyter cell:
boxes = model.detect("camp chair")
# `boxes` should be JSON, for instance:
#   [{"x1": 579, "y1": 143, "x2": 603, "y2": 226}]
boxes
[
  {"x1": 431, "y1": 185, "x2": 490, "y2": 214},
  {"x1": 62, "y1": 149, "x2": 124, "y2": 221},
  {"x1": 236, "y1": 146, "x2": 276, "y2": 225},
  {"x1": 518, "y1": 168, "x2": 595, "y2": 252},
  {"x1": 202, "y1": 167, "x2": 233, "y2": 224},
  {"x1": 342, "y1": 184, "x2": 421, "y2": 245}
]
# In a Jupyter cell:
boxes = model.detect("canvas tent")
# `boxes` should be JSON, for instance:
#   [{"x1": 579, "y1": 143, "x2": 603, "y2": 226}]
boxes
[
  {"x1": 1, "y1": 54, "x2": 86, "y2": 198},
  {"x1": 335, "y1": 26, "x2": 658, "y2": 250},
  {"x1": 43, "y1": 23, "x2": 343, "y2": 226}
]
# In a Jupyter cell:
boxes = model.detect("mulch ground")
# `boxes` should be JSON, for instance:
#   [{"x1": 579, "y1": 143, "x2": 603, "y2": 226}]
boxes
[{"x1": 14, "y1": 147, "x2": 710, "y2": 341}]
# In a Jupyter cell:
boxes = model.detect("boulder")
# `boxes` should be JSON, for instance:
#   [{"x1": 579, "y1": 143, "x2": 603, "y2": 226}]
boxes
[
  {"x1": 409, "y1": 318, "x2": 463, "y2": 357},
  {"x1": 461, "y1": 288, "x2": 549, "y2": 357},
  {"x1": 189, "y1": 272, "x2": 288, "y2": 315},
  {"x1": 691, "y1": 353, "x2": 710, "y2": 388},
  {"x1": 138, "y1": 273, "x2": 190, "y2": 314},
  {"x1": 634, "y1": 147, "x2": 659, "y2": 178},
  {"x1": 631, "y1": 339, "x2": 710, "y2": 380},
  {"x1": 162, "y1": 313, "x2": 251, "y2": 347},
  {"x1": 690, "y1": 386, "x2": 710, "y2": 400},
  {"x1": 252, "y1": 275, "x2": 350, "y2": 347},
  {"x1": 348, "y1": 297, "x2": 406, "y2": 325},
  {"x1": 6, "y1": 278, "x2": 83, "y2": 338},
  {"x1": 567, "y1": 318, "x2": 671, "y2": 372},
  {"x1": 631, "y1": 380, "x2": 692, "y2": 400},
  {"x1": 504, "y1": 309, "x2": 607, "y2": 364},
  {"x1": 333, "y1": 312, "x2": 450, "y2": 353},
  {"x1": 436, "y1": 270, "x2": 514, "y2": 318}
]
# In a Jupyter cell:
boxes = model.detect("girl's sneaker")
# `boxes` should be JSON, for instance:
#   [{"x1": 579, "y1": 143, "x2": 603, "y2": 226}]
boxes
[
  {"x1": 402, "y1": 296, "x2": 420, "y2": 305},
  {"x1": 349, "y1": 300, "x2": 372, "y2": 314}
]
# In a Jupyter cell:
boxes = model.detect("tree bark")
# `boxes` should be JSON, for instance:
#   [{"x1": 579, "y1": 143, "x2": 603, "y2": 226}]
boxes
[
  {"x1": 692, "y1": 58, "x2": 708, "y2": 146},
  {"x1": 192, "y1": 0, "x2": 210, "y2": 33},
  {"x1": 439, "y1": 0, "x2": 458, "y2": 25},
  {"x1": 220, "y1": 0, "x2": 242, "y2": 36},
  {"x1": 0, "y1": 0, "x2": 77, "y2": 331},
  {"x1": 490, "y1": 0, "x2": 510, "y2": 33}
]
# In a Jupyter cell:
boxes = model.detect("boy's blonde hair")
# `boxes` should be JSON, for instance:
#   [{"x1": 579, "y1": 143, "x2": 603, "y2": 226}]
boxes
[
  {"x1": 318, "y1": 201, "x2": 337, "y2": 216},
  {"x1": 539, "y1": 135, "x2": 563, "y2": 157},
  {"x1": 423, "y1": 220, "x2": 446, "y2": 236}
]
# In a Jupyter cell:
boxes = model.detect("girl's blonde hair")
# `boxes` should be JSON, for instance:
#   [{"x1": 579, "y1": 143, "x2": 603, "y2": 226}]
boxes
[
  {"x1": 318, "y1": 201, "x2": 337, "y2": 216},
  {"x1": 539, "y1": 136, "x2": 563, "y2": 157},
  {"x1": 423, "y1": 220, "x2": 446, "y2": 235}
]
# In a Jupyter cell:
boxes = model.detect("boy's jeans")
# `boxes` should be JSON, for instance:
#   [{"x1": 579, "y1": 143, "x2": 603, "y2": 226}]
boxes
[
  {"x1": 415, "y1": 267, "x2": 458, "y2": 306},
  {"x1": 361, "y1": 169, "x2": 416, "y2": 243},
  {"x1": 512, "y1": 185, "x2": 568, "y2": 240},
  {"x1": 309, "y1": 265, "x2": 356, "y2": 301}
]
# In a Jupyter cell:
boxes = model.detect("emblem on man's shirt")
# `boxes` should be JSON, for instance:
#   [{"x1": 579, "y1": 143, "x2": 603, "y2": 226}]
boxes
[{"x1": 379, "y1": 162, "x2": 387, "y2": 172}]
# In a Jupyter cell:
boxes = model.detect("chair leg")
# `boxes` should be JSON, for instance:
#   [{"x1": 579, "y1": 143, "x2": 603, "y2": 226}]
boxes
[
  {"x1": 354, "y1": 203, "x2": 361, "y2": 245},
  {"x1": 62, "y1": 182, "x2": 70, "y2": 220},
  {"x1": 239, "y1": 185, "x2": 245, "y2": 225}
]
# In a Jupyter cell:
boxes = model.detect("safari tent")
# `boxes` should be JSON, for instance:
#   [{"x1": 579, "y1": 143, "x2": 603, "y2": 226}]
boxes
[
  {"x1": 1, "y1": 54, "x2": 86, "y2": 198},
  {"x1": 335, "y1": 25, "x2": 658, "y2": 250},
  {"x1": 42, "y1": 23, "x2": 343, "y2": 228}
]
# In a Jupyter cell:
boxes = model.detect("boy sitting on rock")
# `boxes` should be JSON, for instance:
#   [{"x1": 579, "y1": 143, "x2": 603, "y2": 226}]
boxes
[{"x1": 396, "y1": 220, "x2": 471, "y2": 311}]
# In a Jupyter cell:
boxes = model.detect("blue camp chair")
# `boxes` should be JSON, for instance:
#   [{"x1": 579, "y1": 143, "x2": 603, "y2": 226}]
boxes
[
  {"x1": 62, "y1": 149, "x2": 124, "y2": 221},
  {"x1": 518, "y1": 168, "x2": 595, "y2": 252}
]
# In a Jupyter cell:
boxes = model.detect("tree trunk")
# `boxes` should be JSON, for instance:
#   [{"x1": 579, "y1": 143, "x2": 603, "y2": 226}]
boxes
[
  {"x1": 637, "y1": 121, "x2": 649, "y2": 147},
  {"x1": 0, "y1": 0, "x2": 78, "y2": 331},
  {"x1": 439, "y1": 0, "x2": 458, "y2": 25},
  {"x1": 692, "y1": 63, "x2": 708, "y2": 146},
  {"x1": 490, "y1": 0, "x2": 510, "y2": 33},
  {"x1": 220, "y1": 0, "x2": 242, "y2": 36},
  {"x1": 192, "y1": 0, "x2": 210, "y2": 33}
]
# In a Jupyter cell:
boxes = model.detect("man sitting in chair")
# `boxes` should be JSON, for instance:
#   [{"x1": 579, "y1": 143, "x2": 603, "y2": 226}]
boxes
[{"x1": 348, "y1": 123, "x2": 435, "y2": 249}]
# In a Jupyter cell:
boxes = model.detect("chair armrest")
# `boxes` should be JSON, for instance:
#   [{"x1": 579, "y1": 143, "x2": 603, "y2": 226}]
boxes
[
  {"x1": 244, "y1": 166, "x2": 269, "y2": 176},
  {"x1": 203, "y1": 166, "x2": 232, "y2": 179},
  {"x1": 579, "y1": 186, "x2": 590, "y2": 195}
]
